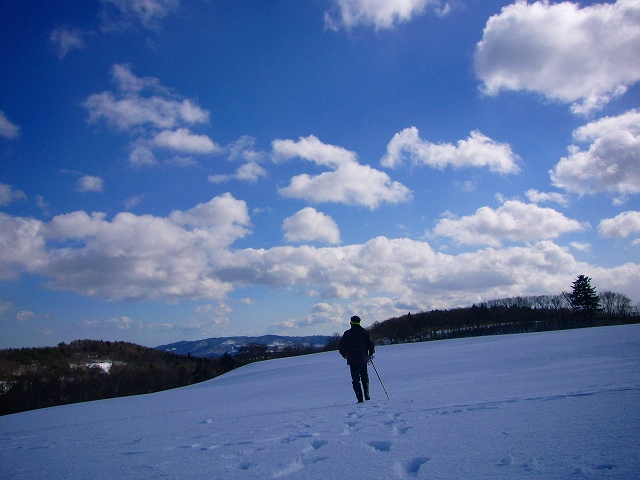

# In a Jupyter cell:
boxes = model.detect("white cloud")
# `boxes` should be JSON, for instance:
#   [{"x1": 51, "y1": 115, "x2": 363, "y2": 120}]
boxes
[
  {"x1": 111, "y1": 63, "x2": 162, "y2": 93},
  {"x1": 35, "y1": 196, "x2": 52, "y2": 216},
  {"x1": 123, "y1": 194, "x2": 145, "y2": 210},
  {"x1": 381, "y1": 127, "x2": 520, "y2": 174},
  {"x1": 474, "y1": 0, "x2": 640, "y2": 115},
  {"x1": 85, "y1": 92, "x2": 208, "y2": 131},
  {"x1": 0, "y1": 214, "x2": 46, "y2": 280},
  {"x1": 168, "y1": 193, "x2": 252, "y2": 248},
  {"x1": 220, "y1": 237, "x2": 640, "y2": 309},
  {"x1": 106, "y1": 315, "x2": 134, "y2": 330},
  {"x1": 598, "y1": 211, "x2": 640, "y2": 238},
  {"x1": 85, "y1": 65, "x2": 210, "y2": 129},
  {"x1": 324, "y1": 0, "x2": 450, "y2": 30},
  {"x1": 226, "y1": 135, "x2": 265, "y2": 163},
  {"x1": 209, "y1": 162, "x2": 267, "y2": 184},
  {"x1": 0, "y1": 111, "x2": 20, "y2": 139},
  {"x1": 76, "y1": 175, "x2": 104, "y2": 193},
  {"x1": 49, "y1": 26, "x2": 87, "y2": 59},
  {"x1": 209, "y1": 136, "x2": 269, "y2": 184},
  {"x1": 0, "y1": 194, "x2": 252, "y2": 301},
  {"x1": 270, "y1": 302, "x2": 346, "y2": 331},
  {"x1": 569, "y1": 241, "x2": 591, "y2": 252},
  {"x1": 273, "y1": 135, "x2": 356, "y2": 168},
  {"x1": 195, "y1": 302, "x2": 232, "y2": 325},
  {"x1": 2, "y1": 206, "x2": 639, "y2": 313},
  {"x1": 273, "y1": 135, "x2": 410, "y2": 209},
  {"x1": 129, "y1": 145, "x2": 157, "y2": 167},
  {"x1": 525, "y1": 189, "x2": 568, "y2": 206},
  {"x1": 100, "y1": 0, "x2": 180, "y2": 30},
  {"x1": 85, "y1": 65, "x2": 213, "y2": 167},
  {"x1": 283, "y1": 207, "x2": 341, "y2": 244},
  {"x1": 153, "y1": 128, "x2": 220, "y2": 154},
  {"x1": 432, "y1": 200, "x2": 587, "y2": 246},
  {"x1": 0, "y1": 182, "x2": 27, "y2": 206},
  {"x1": 15, "y1": 310, "x2": 34, "y2": 321},
  {"x1": 236, "y1": 162, "x2": 268, "y2": 182},
  {"x1": 550, "y1": 109, "x2": 640, "y2": 198}
]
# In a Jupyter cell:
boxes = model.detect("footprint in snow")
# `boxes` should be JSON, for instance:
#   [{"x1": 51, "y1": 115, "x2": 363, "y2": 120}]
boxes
[
  {"x1": 394, "y1": 457, "x2": 430, "y2": 477},
  {"x1": 367, "y1": 440, "x2": 392, "y2": 452},
  {"x1": 311, "y1": 439, "x2": 328, "y2": 450},
  {"x1": 271, "y1": 443, "x2": 329, "y2": 478}
]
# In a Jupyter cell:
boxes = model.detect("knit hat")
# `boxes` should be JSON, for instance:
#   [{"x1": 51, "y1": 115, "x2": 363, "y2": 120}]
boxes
[{"x1": 350, "y1": 315, "x2": 361, "y2": 325}]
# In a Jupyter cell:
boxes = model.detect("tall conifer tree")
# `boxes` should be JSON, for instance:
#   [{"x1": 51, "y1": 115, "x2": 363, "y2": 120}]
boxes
[{"x1": 569, "y1": 275, "x2": 601, "y2": 315}]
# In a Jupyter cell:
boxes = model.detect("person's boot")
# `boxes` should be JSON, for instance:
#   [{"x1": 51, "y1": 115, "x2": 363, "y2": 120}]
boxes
[
  {"x1": 353, "y1": 382, "x2": 364, "y2": 403},
  {"x1": 363, "y1": 381, "x2": 370, "y2": 401}
]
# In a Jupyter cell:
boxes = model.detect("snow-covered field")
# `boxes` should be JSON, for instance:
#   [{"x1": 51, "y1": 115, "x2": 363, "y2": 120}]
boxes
[{"x1": 1, "y1": 325, "x2": 639, "y2": 479}]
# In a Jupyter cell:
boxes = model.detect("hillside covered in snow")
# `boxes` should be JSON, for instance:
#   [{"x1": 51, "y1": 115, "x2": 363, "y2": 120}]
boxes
[{"x1": 1, "y1": 325, "x2": 639, "y2": 479}]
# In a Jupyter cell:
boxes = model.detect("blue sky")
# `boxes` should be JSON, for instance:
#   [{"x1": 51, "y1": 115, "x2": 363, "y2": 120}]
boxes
[{"x1": 1, "y1": 0, "x2": 639, "y2": 349}]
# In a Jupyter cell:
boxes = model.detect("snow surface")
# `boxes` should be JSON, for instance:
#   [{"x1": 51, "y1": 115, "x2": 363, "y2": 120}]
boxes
[{"x1": 1, "y1": 325, "x2": 639, "y2": 479}]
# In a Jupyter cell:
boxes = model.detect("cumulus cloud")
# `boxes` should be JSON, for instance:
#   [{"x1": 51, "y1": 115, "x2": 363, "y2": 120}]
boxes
[
  {"x1": 85, "y1": 66, "x2": 209, "y2": 131},
  {"x1": 15, "y1": 310, "x2": 34, "y2": 321},
  {"x1": 381, "y1": 127, "x2": 520, "y2": 174},
  {"x1": 49, "y1": 26, "x2": 87, "y2": 59},
  {"x1": 0, "y1": 214, "x2": 47, "y2": 280},
  {"x1": 283, "y1": 207, "x2": 341, "y2": 244},
  {"x1": 550, "y1": 109, "x2": 640, "y2": 199},
  {"x1": 0, "y1": 194, "x2": 250, "y2": 300},
  {"x1": 129, "y1": 145, "x2": 157, "y2": 167},
  {"x1": 273, "y1": 135, "x2": 410, "y2": 209},
  {"x1": 195, "y1": 302, "x2": 232, "y2": 326},
  {"x1": 153, "y1": 128, "x2": 220, "y2": 154},
  {"x1": 123, "y1": 194, "x2": 145, "y2": 210},
  {"x1": 474, "y1": 0, "x2": 640, "y2": 115},
  {"x1": 76, "y1": 175, "x2": 104, "y2": 193},
  {"x1": 0, "y1": 111, "x2": 20, "y2": 139},
  {"x1": 100, "y1": 0, "x2": 180, "y2": 30},
  {"x1": 85, "y1": 64, "x2": 216, "y2": 166},
  {"x1": 106, "y1": 315, "x2": 134, "y2": 330},
  {"x1": 432, "y1": 200, "x2": 587, "y2": 246},
  {"x1": 1, "y1": 206, "x2": 639, "y2": 314},
  {"x1": 220, "y1": 236, "x2": 640, "y2": 309},
  {"x1": 208, "y1": 136, "x2": 268, "y2": 184},
  {"x1": 324, "y1": 0, "x2": 451, "y2": 30},
  {"x1": 525, "y1": 189, "x2": 568, "y2": 206},
  {"x1": 0, "y1": 182, "x2": 27, "y2": 206},
  {"x1": 598, "y1": 211, "x2": 640, "y2": 238},
  {"x1": 271, "y1": 302, "x2": 346, "y2": 331},
  {"x1": 209, "y1": 163, "x2": 268, "y2": 184}
]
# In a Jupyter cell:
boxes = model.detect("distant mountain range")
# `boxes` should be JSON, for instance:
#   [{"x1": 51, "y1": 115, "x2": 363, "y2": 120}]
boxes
[{"x1": 156, "y1": 335, "x2": 333, "y2": 358}]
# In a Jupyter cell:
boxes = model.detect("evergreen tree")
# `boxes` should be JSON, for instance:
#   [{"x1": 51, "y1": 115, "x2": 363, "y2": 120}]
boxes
[{"x1": 569, "y1": 275, "x2": 601, "y2": 315}]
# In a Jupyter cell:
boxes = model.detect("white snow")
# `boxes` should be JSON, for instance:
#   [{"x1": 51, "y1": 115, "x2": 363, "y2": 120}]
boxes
[{"x1": 1, "y1": 325, "x2": 639, "y2": 479}]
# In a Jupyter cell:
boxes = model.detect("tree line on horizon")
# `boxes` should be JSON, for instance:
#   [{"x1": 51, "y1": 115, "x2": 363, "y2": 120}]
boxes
[
  {"x1": 1, "y1": 276, "x2": 637, "y2": 416},
  {"x1": 367, "y1": 276, "x2": 638, "y2": 345}
]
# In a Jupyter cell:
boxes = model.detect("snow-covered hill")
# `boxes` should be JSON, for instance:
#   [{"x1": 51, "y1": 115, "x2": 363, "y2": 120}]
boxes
[{"x1": 2, "y1": 325, "x2": 639, "y2": 479}]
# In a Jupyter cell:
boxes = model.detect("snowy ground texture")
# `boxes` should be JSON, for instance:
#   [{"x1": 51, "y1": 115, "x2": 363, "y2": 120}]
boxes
[{"x1": 1, "y1": 325, "x2": 639, "y2": 479}]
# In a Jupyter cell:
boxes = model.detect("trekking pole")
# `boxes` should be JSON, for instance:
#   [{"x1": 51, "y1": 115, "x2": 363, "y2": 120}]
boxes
[{"x1": 369, "y1": 357, "x2": 390, "y2": 401}]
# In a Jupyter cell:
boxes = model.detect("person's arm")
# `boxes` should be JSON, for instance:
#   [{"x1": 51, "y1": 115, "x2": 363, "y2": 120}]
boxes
[
  {"x1": 366, "y1": 331, "x2": 375, "y2": 356},
  {"x1": 338, "y1": 334, "x2": 346, "y2": 358}
]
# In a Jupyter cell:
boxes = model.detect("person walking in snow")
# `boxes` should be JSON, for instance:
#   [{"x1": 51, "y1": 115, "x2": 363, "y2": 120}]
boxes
[{"x1": 339, "y1": 315, "x2": 375, "y2": 403}]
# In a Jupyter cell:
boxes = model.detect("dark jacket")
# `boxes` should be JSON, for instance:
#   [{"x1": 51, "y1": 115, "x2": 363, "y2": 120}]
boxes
[{"x1": 339, "y1": 325, "x2": 375, "y2": 365}]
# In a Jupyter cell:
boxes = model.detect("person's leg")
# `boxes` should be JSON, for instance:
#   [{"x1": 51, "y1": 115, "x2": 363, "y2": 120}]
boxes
[
  {"x1": 361, "y1": 364, "x2": 370, "y2": 400},
  {"x1": 350, "y1": 364, "x2": 364, "y2": 403}
]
